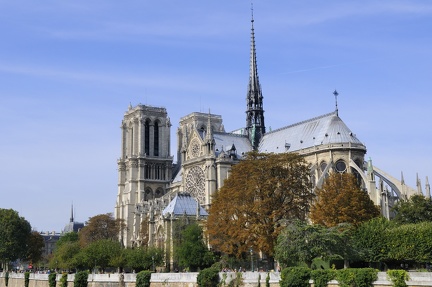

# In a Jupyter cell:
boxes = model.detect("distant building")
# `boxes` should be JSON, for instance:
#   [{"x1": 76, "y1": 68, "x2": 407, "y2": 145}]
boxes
[{"x1": 40, "y1": 205, "x2": 83, "y2": 258}]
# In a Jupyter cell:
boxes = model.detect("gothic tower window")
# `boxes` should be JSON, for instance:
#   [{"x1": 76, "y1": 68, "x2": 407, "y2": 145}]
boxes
[
  {"x1": 145, "y1": 120, "x2": 150, "y2": 155},
  {"x1": 145, "y1": 188, "x2": 153, "y2": 200},
  {"x1": 154, "y1": 121, "x2": 159, "y2": 156}
]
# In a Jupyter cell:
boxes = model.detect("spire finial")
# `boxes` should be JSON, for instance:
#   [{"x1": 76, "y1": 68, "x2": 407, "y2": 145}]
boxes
[
  {"x1": 333, "y1": 90, "x2": 339, "y2": 116},
  {"x1": 251, "y1": 2, "x2": 254, "y2": 23}
]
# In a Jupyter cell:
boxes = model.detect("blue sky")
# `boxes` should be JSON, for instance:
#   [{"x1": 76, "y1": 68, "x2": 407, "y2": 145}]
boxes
[{"x1": 0, "y1": 1, "x2": 431, "y2": 232}]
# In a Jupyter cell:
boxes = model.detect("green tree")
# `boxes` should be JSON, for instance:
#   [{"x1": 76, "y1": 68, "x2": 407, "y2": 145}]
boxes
[
  {"x1": 0, "y1": 209, "x2": 32, "y2": 270},
  {"x1": 275, "y1": 220, "x2": 351, "y2": 268},
  {"x1": 49, "y1": 231, "x2": 81, "y2": 271},
  {"x1": 175, "y1": 223, "x2": 214, "y2": 271},
  {"x1": 310, "y1": 173, "x2": 380, "y2": 227},
  {"x1": 49, "y1": 240, "x2": 81, "y2": 271},
  {"x1": 124, "y1": 247, "x2": 163, "y2": 272},
  {"x1": 26, "y1": 231, "x2": 45, "y2": 266},
  {"x1": 80, "y1": 239, "x2": 123, "y2": 272},
  {"x1": 391, "y1": 194, "x2": 432, "y2": 224},
  {"x1": 79, "y1": 213, "x2": 124, "y2": 246},
  {"x1": 207, "y1": 151, "x2": 313, "y2": 258},
  {"x1": 350, "y1": 217, "x2": 391, "y2": 264},
  {"x1": 386, "y1": 221, "x2": 432, "y2": 263}
]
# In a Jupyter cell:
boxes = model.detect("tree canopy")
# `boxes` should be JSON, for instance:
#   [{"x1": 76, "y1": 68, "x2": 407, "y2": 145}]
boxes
[
  {"x1": 0, "y1": 208, "x2": 32, "y2": 269},
  {"x1": 26, "y1": 231, "x2": 45, "y2": 265},
  {"x1": 275, "y1": 220, "x2": 351, "y2": 268},
  {"x1": 310, "y1": 172, "x2": 380, "y2": 227},
  {"x1": 79, "y1": 213, "x2": 123, "y2": 246},
  {"x1": 175, "y1": 223, "x2": 214, "y2": 271},
  {"x1": 391, "y1": 194, "x2": 432, "y2": 224},
  {"x1": 206, "y1": 151, "x2": 313, "y2": 258}
]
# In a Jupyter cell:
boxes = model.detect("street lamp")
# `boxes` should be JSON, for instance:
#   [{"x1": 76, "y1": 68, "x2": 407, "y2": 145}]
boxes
[{"x1": 250, "y1": 248, "x2": 254, "y2": 272}]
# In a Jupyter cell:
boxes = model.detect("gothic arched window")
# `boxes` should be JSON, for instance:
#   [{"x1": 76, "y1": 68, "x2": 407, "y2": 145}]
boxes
[
  {"x1": 154, "y1": 121, "x2": 159, "y2": 156},
  {"x1": 145, "y1": 119, "x2": 150, "y2": 155}
]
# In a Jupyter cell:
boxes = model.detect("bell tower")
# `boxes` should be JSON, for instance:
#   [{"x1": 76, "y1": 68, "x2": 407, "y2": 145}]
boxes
[{"x1": 115, "y1": 104, "x2": 173, "y2": 247}]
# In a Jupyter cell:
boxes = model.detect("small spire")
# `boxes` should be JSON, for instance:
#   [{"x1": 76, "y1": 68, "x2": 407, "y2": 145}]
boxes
[
  {"x1": 401, "y1": 171, "x2": 405, "y2": 185},
  {"x1": 70, "y1": 203, "x2": 74, "y2": 223},
  {"x1": 426, "y1": 176, "x2": 430, "y2": 199},
  {"x1": 333, "y1": 90, "x2": 339, "y2": 116},
  {"x1": 417, "y1": 173, "x2": 423, "y2": 195}
]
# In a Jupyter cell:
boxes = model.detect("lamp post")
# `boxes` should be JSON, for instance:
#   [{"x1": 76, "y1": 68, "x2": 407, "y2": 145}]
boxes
[{"x1": 250, "y1": 248, "x2": 254, "y2": 272}]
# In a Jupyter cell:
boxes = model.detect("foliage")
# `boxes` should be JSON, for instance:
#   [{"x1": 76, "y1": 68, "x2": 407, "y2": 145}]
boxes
[
  {"x1": 275, "y1": 220, "x2": 352, "y2": 267},
  {"x1": 266, "y1": 272, "x2": 270, "y2": 287},
  {"x1": 228, "y1": 272, "x2": 243, "y2": 287},
  {"x1": 80, "y1": 239, "x2": 123, "y2": 271},
  {"x1": 0, "y1": 209, "x2": 32, "y2": 266},
  {"x1": 136, "y1": 270, "x2": 152, "y2": 287},
  {"x1": 280, "y1": 267, "x2": 311, "y2": 287},
  {"x1": 24, "y1": 271, "x2": 30, "y2": 287},
  {"x1": 387, "y1": 270, "x2": 409, "y2": 287},
  {"x1": 56, "y1": 232, "x2": 79, "y2": 246},
  {"x1": 78, "y1": 213, "x2": 124, "y2": 246},
  {"x1": 385, "y1": 221, "x2": 432, "y2": 262},
  {"x1": 60, "y1": 272, "x2": 68, "y2": 287},
  {"x1": 310, "y1": 173, "x2": 380, "y2": 227},
  {"x1": 197, "y1": 267, "x2": 220, "y2": 287},
  {"x1": 350, "y1": 217, "x2": 391, "y2": 263},
  {"x1": 392, "y1": 194, "x2": 432, "y2": 224},
  {"x1": 26, "y1": 231, "x2": 45, "y2": 264},
  {"x1": 74, "y1": 270, "x2": 89, "y2": 287},
  {"x1": 49, "y1": 240, "x2": 81, "y2": 271},
  {"x1": 48, "y1": 272, "x2": 57, "y2": 287},
  {"x1": 336, "y1": 268, "x2": 377, "y2": 287},
  {"x1": 5, "y1": 271, "x2": 9, "y2": 287},
  {"x1": 175, "y1": 223, "x2": 214, "y2": 271},
  {"x1": 207, "y1": 151, "x2": 313, "y2": 257},
  {"x1": 124, "y1": 247, "x2": 164, "y2": 272},
  {"x1": 311, "y1": 269, "x2": 336, "y2": 287}
]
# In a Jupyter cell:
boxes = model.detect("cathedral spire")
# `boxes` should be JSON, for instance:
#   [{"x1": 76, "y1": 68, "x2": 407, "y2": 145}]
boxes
[{"x1": 245, "y1": 4, "x2": 265, "y2": 150}]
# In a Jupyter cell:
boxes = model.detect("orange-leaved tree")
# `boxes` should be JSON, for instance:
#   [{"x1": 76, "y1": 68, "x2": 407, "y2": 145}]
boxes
[
  {"x1": 206, "y1": 151, "x2": 313, "y2": 258},
  {"x1": 310, "y1": 172, "x2": 380, "y2": 227}
]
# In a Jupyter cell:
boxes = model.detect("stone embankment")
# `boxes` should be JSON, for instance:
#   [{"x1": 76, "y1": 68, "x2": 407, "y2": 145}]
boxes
[{"x1": 1, "y1": 271, "x2": 432, "y2": 287}]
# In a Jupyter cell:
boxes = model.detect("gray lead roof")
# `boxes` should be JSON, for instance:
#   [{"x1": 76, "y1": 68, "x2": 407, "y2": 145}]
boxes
[
  {"x1": 258, "y1": 111, "x2": 364, "y2": 153},
  {"x1": 162, "y1": 193, "x2": 209, "y2": 217}
]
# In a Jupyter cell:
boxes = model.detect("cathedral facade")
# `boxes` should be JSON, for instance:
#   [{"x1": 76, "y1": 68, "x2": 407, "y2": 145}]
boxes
[{"x1": 114, "y1": 16, "x2": 428, "y2": 268}]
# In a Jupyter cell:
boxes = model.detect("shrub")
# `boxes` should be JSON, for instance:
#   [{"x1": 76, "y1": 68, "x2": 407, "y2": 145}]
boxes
[
  {"x1": 228, "y1": 272, "x2": 243, "y2": 287},
  {"x1": 60, "y1": 272, "x2": 68, "y2": 287},
  {"x1": 387, "y1": 270, "x2": 409, "y2": 287},
  {"x1": 48, "y1": 273, "x2": 57, "y2": 287},
  {"x1": 280, "y1": 267, "x2": 311, "y2": 287},
  {"x1": 136, "y1": 270, "x2": 152, "y2": 287},
  {"x1": 5, "y1": 271, "x2": 9, "y2": 287},
  {"x1": 24, "y1": 272, "x2": 30, "y2": 287},
  {"x1": 74, "y1": 270, "x2": 89, "y2": 287},
  {"x1": 353, "y1": 268, "x2": 378, "y2": 287},
  {"x1": 336, "y1": 268, "x2": 377, "y2": 287},
  {"x1": 197, "y1": 267, "x2": 220, "y2": 287},
  {"x1": 311, "y1": 269, "x2": 336, "y2": 287}
]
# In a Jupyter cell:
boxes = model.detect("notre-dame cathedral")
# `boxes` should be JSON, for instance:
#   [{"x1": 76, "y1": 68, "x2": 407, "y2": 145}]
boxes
[{"x1": 114, "y1": 15, "x2": 430, "y2": 268}]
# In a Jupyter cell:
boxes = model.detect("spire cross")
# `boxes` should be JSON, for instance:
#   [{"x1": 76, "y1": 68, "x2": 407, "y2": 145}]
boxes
[{"x1": 333, "y1": 90, "x2": 339, "y2": 115}]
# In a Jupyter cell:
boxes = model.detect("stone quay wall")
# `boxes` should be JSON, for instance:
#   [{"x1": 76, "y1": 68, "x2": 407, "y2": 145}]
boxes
[{"x1": 2, "y1": 271, "x2": 432, "y2": 287}]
